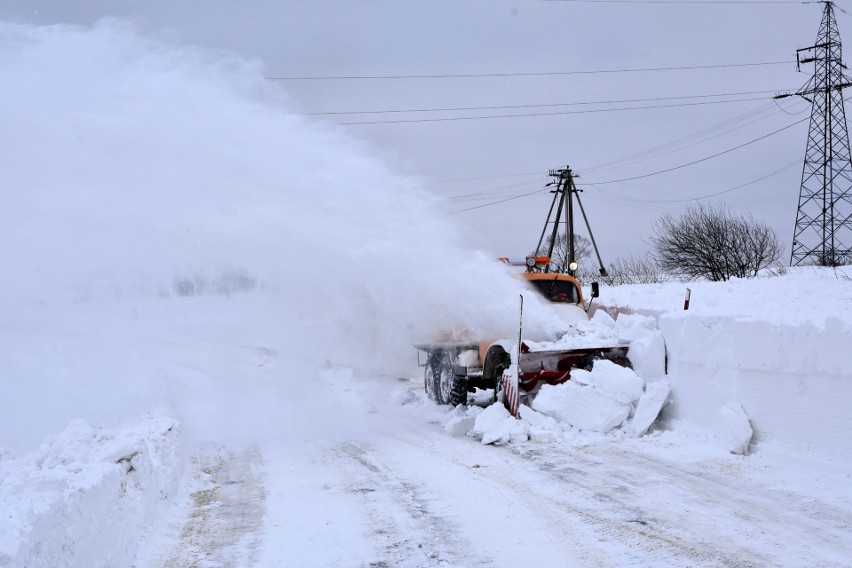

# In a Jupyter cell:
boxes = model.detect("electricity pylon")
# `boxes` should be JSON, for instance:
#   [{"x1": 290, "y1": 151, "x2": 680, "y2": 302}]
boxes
[
  {"x1": 776, "y1": 1, "x2": 852, "y2": 266},
  {"x1": 534, "y1": 167, "x2": 607, "y2": 276}
]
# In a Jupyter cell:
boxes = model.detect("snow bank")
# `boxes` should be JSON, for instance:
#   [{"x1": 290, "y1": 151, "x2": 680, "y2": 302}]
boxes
[
  {"x1": 600, "y1": 267, "x2": 852, "y2": 456},
  {"x1": 0, "y1": 410, "x2": 181, "y2": 568}
]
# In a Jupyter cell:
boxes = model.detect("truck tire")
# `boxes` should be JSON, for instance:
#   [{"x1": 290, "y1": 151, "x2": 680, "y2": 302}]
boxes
[
  {"x1": 483, "y1": 347, "x2": 510, "y2": 403},
  {"x1": 428, "y1": 350, "x2": 467, "y2": 406},
  {"x1": 424, "y1": 359, "x2": 438, "y2": 400},
  {"x1": 492, "y1": 363, "x2": 505, "y2": 404}
]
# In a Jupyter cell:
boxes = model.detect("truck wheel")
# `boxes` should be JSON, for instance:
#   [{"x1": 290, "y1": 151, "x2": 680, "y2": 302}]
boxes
[
  {"x1": 492, "y1": 364, "x2": 505, "y2": 404},
  {"x1": 431, "y1": 351, "x2": 467, "y2": 406},
  {"x1": 484, "y1": 347, "x2": 510, "y2": 404},
  {"x1": 424, "y1": 359, "x2": 438, "y2": 401}
]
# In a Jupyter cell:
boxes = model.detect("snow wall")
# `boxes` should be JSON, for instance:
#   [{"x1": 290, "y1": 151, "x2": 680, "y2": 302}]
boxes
[{"x1": 596, "y1": 303, "x2": 852, "y2": 455}]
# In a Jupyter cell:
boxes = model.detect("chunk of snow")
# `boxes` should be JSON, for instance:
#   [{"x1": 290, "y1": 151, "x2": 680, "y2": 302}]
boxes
[
  {"x1": 626, "y1": 331, "x2": 667, "y2": 379},
  {"x1": 570, "y1": 359, "x2": 645, "y2": 404},
  {"x1": 590, "y1": 309, "x2": 617, "y2": 328},
  {"x1": 472, "y1": 403, "x2": 529, "y2": 445},
  {"x1": 608, "y1": 314, "x2": 667, "y2": 379},
  {"x1": 444, "y1": 406, "x2": 482, "y2": 437},
  {"x1": 627, "y1": 380, "x2": 671, "y2": 437},
  {"x1": 711, "y1": 403, "x2": 753, "y2": 455},
  {"x1": 518, "y1": 406, "x2": 562, "y2": 443},
  {"x1": 531, "y1": 382, "x2": 632, "y2": 433}
]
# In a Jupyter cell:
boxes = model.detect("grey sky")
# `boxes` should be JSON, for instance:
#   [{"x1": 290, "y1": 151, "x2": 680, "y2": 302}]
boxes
[{"x1": 0, "y1": 1, "x2": 837, "y2": 265}]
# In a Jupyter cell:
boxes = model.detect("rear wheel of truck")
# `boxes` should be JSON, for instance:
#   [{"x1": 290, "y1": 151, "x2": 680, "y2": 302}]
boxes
[
  {"x1": 424, "y1": 359, "x2": 438, "y2": 400},
  {"x1": 428, "y1": 350, "x2": 467, "y2": 406},
  {"x1": 484, "y1": 347, "x2": 510, "y2": 404}
]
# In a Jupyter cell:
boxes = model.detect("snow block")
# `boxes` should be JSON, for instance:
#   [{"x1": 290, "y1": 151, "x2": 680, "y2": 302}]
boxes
[
  {"x1": 571, "y1": 359, "x2": 645, "y2": 404},
  {"x1": 532, "y1": 382, "x2": 632, "y2": 433},
  {"x1": 472, "y1": 403, "x2": 529, "y2": 445},
  {"x1": 518, "y1": 405, "x2": 561, "y2": 443},
  {"x1": 444, "y1": 406, "x2": 482, "y2": 437},
  {"x1": 590, "y1": 309, "x2": 617, "y2": 328},
  {"x1": 711, "y1": 403, "x2": 753, "y2": 455},
  {"x1": 626, "y1": 331, "x2": 667, "y2": 379},
  {"x1": 626, "y1": 380, "x2": 671, "y2": 437}
]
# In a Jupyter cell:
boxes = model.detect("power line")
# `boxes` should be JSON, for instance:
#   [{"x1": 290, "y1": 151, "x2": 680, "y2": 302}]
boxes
[
  {"x1": 449, "y1": 119, "x2": 806, "y2": 213},
  {"x1": 449, "y1": 187, "x2": 552, "y2": 214},
  {"x1": 583, "y1": 117, "x2": 808, "y2": 185},
  {"x1": 266, "y1": 61, "x2": 792, "y2": 81},
  {"x1": 432, "y1": 103, "x2": 782, "y2": 183},
  {"x1": 449, "y1": 179, "x2": 542, "y2": 201},
  {"x1": 305, "y1": 89, "x2": 779, "y2": 117},
  {"x1": 541, "y1": 0, "x2": 812, "y2": 4},
  {"x1": 589, "y1": 159, "x2": 800, "y2": 203},
  {"x1": 583, "y1": 103, "x2": 781, "y2": 172},
  {"x1": 337, "y1": 96, "x2": 769, "y2": 125},
  {"x1": 435, "y1": 171, "x2": 544, "y2": 184}
]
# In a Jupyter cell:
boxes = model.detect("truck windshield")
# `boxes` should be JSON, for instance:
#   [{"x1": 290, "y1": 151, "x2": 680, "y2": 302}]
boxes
[{"x1": 530, "y1": 279, "x2": 580, "y2": 304}]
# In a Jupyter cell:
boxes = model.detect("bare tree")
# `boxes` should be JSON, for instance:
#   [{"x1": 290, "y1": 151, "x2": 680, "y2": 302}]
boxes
[
  {"x1": 601, "y1": 254, "x2": 666, "y2": 286},
  {"x1": 651, "y1": 203, "x2": 781, "y2": 281},
  {"x1": 534, "y1": 233, "x2": 592, "y2": 273}
]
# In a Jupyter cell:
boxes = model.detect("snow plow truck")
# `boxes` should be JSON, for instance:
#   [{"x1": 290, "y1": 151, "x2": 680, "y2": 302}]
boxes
[{"x1": 416, "y1": 256, "x2": 630, "y2": 406}]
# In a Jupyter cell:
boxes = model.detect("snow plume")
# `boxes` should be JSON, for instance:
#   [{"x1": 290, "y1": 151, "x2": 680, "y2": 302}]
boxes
[{"x1": 0, "y1": 20, "x2": 564, "y2": 374}]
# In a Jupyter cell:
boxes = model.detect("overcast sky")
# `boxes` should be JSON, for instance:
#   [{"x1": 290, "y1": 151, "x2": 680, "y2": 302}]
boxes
[{"x1": 0, "y1": 1, "x2": 843, "y2": 265}]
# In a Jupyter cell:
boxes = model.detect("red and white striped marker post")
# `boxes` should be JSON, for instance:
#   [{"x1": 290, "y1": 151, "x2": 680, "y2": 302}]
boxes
[
  {"x1": 503, "y1": 367, "x2": 520, "y2": 419},
  {"x1": 684, "y1": 287, "x2": 691, "y2": 310},
  {"x1": 504, "y1": 295, "x2": 523, "y2": 419}
]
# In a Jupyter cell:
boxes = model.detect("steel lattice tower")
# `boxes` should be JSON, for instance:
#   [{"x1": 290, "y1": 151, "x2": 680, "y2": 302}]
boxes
[{"x1": 785, "y1": 1, "x2": 852, "y2": 266}]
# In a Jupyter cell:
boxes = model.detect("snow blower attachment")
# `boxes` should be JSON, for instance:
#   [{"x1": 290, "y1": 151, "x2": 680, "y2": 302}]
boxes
[{"x1": 416, "y1": 255, "x2": 630, "y2": 409}]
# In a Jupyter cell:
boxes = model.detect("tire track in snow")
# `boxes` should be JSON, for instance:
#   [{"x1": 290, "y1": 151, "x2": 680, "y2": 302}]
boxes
[
  {"x1": 372, "y1": 398, "x2": 771, "y2": 566},
  {"x1": 334, "y1": 441, "x2": 486, "y2": 567},
  {"x1": 340, "y1": 410, "x2": 617, "y2": 567},
  {"x1": 163, "y1": 446, "x2": 266, "y2": 568},
  {"x1": 510, "y1": 443, "x2": 849, "y2": 567}
]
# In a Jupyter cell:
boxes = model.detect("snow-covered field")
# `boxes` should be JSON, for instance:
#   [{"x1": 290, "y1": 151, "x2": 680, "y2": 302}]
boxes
[{"x1": 1, "y1": 20, "x2": 851, "y2": 568}]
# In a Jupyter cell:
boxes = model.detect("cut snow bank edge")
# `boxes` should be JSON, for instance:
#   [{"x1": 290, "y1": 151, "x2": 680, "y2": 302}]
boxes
[
  {"x1": 597, "y1": 272, "x2": 852, "y2": 456},
  {"x1": 0, "y1": 410, "x2": 182, "y2": 568}
]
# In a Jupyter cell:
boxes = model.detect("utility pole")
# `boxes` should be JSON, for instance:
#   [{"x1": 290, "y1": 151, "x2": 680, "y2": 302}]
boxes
[
  {"x1": 535, "y1": 167, "x2": 607, "y2": 276},
  {"x1": 776, "y1": 1, "x2": 852, "y2": 266}
]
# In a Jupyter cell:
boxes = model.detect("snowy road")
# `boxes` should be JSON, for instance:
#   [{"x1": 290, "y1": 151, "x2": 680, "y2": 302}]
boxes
[{"x1": 151, "y1": 373, "x2": 852, "y2": 568}]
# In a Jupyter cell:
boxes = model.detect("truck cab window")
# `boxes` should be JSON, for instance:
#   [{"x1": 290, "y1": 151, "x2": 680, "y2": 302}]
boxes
[{"x1": 530, "y1": 280, "x2": 579, "y2": 304}]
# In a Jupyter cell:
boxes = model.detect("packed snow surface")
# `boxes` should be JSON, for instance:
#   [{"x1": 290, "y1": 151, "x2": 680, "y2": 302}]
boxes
[{"x1": 1, "y1": 18, "x2": 851, "y2": 568}]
